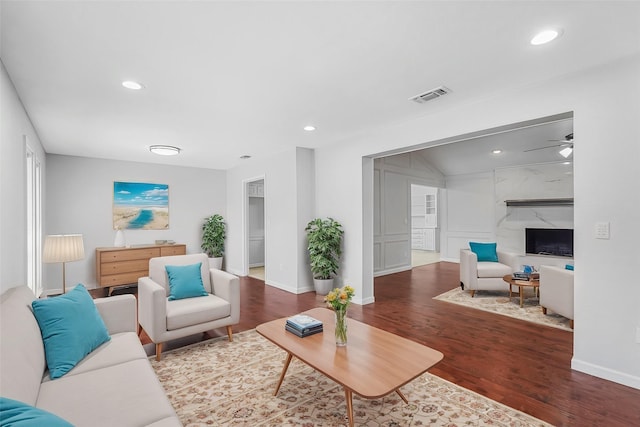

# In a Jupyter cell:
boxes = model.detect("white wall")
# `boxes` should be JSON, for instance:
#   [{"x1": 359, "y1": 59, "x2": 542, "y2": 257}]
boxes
[
  {"x1": 225, "y1": 147, "x2": 315, "y2": 294},
  {"x1": 0, "y1": 61, "x2": 47, "y2": 294},
  {"x1": 44, "y1": 154, "x2": 226, "y2": 291},
  {"x1": 440, "y1": 172, "x2": 495, "y2": 261},
  {"x1": 374, "y1": 152, "x2": 444, "y2": 275},
  {"x1": 315, "y1": 54, "x2": 640, "y2": 389}
]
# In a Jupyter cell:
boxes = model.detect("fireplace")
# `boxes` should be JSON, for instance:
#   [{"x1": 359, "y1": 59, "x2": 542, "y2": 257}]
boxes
[{"x1": 525, "y1": 228, "x2": 573, "y2": 257}]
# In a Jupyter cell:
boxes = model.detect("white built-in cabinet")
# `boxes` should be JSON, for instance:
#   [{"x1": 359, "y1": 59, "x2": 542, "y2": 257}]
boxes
[
  {"x1": 411, "y1": 187, "x2": 438, "y2": 250},
  {"x1": 248, "y1": 180, "x2": 265, "y2": 267}
]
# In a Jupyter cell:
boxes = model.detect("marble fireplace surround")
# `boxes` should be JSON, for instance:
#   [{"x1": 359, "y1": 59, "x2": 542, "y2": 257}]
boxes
[{"x1": 495, "y1": 162, "x2": 574, "y2": 268}]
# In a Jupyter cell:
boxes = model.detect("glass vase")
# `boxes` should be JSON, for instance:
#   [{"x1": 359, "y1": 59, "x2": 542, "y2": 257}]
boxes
[{"x1": 334, "y1": 308, "x2": 348, "y2": 346}]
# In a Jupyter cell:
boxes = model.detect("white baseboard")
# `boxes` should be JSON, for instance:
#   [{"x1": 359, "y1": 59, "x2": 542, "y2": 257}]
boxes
[
  {"x1": 571, "y1": 358, "x2": 640, "y2": 390},
  {"x1": 439, "y1": 257, "x2": 459, "y2": 263},
  {"x1": 374, "y1": 265, "x2": 412, "y2": 277},
  {"x1": 265, "y1": 279, "x2": 314, "y2": 295},
  {"x1": 354, "y1": 296, "x2": 375, "y2": 305}
]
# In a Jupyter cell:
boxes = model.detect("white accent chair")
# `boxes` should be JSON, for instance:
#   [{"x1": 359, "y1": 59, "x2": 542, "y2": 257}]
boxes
[
  {"x1": 459, "y1": 248, "x2": 518, "y2": 297},
  {"x1": 138, "y1": 253, "x2": 240, "y2": 360},
  {"x1": 539, "y1": 265, "x2": 574, "y2": 328}
]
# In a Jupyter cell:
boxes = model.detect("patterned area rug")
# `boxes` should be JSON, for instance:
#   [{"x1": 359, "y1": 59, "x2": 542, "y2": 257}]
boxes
[
  {"x1": 151, "y1": 330, "x2": 551, "y2": 426},
  {"x1": 434, "y1": 287, "x2": 572, "y2": 332}
]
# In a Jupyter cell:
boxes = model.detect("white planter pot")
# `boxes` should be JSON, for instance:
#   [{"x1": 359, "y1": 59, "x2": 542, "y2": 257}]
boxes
[
  {"x1": 209, "y1": 257, "x2": 223, "y2": 270},
  {"x1": 313, "y1": 278, "x2": 334, "y2": 295}
]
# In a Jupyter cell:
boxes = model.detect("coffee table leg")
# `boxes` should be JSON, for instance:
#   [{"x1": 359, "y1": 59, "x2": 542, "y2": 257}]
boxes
[
  {"x1": 395, "y1": 389, "x2": 408, "y2": 404},
  {"x1": 274, "y1": 352, "x2": 293, "y2": 396},
  {"x1": 344, "y1": 387, "x2": 354, "y2": 427},
  {"x1": 519, "y1": 286, "x2": 524, "y2": 308}
]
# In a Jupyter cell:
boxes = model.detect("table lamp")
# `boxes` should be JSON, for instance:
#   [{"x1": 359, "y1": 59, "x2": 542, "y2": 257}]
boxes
[{"x1": 43, "y1": 234, "x2": 85, "y2": 294}]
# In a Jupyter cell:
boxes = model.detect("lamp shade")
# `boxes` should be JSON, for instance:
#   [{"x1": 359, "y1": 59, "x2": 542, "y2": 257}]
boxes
[{"x1": 43, "y1": 234, "x2": 85, "y2": 263}]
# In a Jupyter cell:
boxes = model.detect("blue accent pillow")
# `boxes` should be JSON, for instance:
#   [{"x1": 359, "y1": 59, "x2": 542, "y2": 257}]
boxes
[
  {"x1": 0, "y1": 397, "x2": 73, "y2": 426},
  {"x1": 469, "y1": 242, "x2": 499, "y2": 262},
  {"x1": 166, "y1": 262, "x2": 208, "y2": 301},
  {"x1": 565, "y1": 264, "x2": 574, "y2": 271},
  {"x1": 31, "y1": 284, "x2": 111, "y2": 379}
]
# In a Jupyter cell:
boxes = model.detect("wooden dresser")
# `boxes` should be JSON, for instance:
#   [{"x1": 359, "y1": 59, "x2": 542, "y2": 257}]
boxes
[{"x1": 95, "y1": 244, "x2": 186, "y2": 292}]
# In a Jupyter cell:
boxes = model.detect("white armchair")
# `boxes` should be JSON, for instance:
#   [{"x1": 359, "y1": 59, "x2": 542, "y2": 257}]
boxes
[
  {"x1": 460, "y1": 248, "x2": 518, "y2": 297},
  {"x1": 539, "y1": 265, "x2": 574, "y2": 328},
  {"x1": 138, "y1": 253, "x2": 240, "y2": 360}
]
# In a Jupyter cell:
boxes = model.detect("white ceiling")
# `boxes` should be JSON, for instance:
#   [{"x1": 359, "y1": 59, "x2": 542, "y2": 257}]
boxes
[
  {"x1": 1, "y1": 1, "x2": 639, "y2": 170},
  {"x1": 411, "y1": 116, "x2": 574, "y2": 176}
]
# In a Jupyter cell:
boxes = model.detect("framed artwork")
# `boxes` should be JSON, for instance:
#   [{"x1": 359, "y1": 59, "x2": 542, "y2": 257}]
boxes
[{"x1": 113, "y1": 181, "x2": 169, "y2": 230}]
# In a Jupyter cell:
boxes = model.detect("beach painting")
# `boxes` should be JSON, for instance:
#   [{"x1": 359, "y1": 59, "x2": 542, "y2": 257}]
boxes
[{"x1": 113, "y1": 181, "x2": 169, "y2": 230}]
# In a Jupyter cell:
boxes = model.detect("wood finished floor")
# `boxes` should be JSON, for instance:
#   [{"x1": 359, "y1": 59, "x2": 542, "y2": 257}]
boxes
[{"x1": 132, "y1": 262, "x2": 640, "y2": 427}]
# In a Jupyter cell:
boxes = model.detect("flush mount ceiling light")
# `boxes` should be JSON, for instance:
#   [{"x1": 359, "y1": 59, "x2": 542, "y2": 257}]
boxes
[
  {"x1": 303, "y1": 125, "x2": 316, "y2": 132},
  {"x1": 491, "y1": 149, "x2": 503, "y2": 154},
  {"x1": 240, "y1": 155, "x2": 251, "y2": 160},
  {"x1": 149, "y1": 145, "x2": 180, "y2": 156},
  {"x1": 122, "y1": 80, "x2": 144, "y2": 90},
  {"x1": 530, "y1": 29, "x2": 562, "y2": 45}
]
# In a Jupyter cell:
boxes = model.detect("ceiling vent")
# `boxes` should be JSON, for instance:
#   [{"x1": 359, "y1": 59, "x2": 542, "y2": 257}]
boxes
[{"x1": 409, "y1": 86, "x2": 452, "y2": 104}]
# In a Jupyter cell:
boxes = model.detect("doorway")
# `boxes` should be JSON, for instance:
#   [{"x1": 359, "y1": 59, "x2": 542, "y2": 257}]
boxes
[
  {"x1": 246, "y1": 179, "x2": 265, "y2": 280},
  {"x1": 410, "y1": 184, "x2": 440, "y2": 267}
]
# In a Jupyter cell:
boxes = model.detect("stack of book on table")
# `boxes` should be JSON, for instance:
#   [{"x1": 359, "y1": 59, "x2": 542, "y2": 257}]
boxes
[{"x1": 285, "y1": 314, "x2": 323, "y2": 338}]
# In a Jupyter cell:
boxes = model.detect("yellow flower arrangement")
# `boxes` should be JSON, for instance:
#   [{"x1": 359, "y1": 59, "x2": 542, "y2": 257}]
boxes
[
  {"x1": 324, "y1": 285, "x2": 355, "y2": 311},
  {"x1": 324, "y1": 285, "x2": 355, "y2": 346}
]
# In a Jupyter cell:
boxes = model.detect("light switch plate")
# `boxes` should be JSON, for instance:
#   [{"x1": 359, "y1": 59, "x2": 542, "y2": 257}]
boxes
[{"x1": 595, "y1": 222, "x2": 610, "y2": 239}]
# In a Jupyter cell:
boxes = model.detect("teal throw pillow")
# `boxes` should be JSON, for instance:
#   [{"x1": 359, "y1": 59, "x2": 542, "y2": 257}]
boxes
[
  {"x1": 469, "y1": 242, "x2": 499, "y2": 262},
  {"x1": 166, "y1": 262, "x2": 208, "y2": 301},
  {"x1": 31, "y1": 284, "x2": 111, "y2": 379},
  {"x1": 0, "y1": 397, "x2": 73, "y2": 427}
]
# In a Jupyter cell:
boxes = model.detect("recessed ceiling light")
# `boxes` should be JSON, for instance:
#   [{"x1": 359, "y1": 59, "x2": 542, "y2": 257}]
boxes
[
  {"x1": 531, "y1": 29, "x2": 561, "y2": 45},
  {"x1": 149, "y1": 145, "x2": 180, "y2": 156},
  {"x1": 491, "y1": 149, "x2": 503, "y2": 154},
  {"x1": 122, "y1": 80, "x2": 144, "y2": 90},
  {"x1": 240, "y1": 155, "x2": 251, "y2": 160},
  {"x1": 303, "y1": 125, "x2": 316, "y2": 132}
]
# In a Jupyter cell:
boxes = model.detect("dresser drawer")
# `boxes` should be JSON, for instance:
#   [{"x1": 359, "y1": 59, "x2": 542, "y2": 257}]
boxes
[
  {"x1": 160, "y1": 245, "x2": 186, "y2": 256},
  {"x1": 100, "y1": 248, "x2": 160, "y2": 262},
  {"x1": 99, "y1": 271, "x2": 147, "y2": 286},
  {"x1": 101, "y1": 259, "x2": 149, "y2": 275}
]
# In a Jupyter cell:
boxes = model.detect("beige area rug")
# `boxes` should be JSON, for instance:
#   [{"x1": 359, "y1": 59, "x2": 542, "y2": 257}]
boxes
[
  {"x1": 151, "y1": 330, "x2": 551, "y2": 426},
  {"x1": 434, "y1": 287, "x2": 572, "y2": 332}
]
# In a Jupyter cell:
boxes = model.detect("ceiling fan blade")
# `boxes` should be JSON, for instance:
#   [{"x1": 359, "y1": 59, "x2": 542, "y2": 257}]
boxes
[{"x1": 524, "y1": 143, "x2": 563, "y2": 152}]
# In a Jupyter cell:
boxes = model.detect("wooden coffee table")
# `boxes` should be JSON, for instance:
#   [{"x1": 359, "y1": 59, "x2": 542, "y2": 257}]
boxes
[
  {"x1": 256, "y1": 307, "x2": 443, "y2": 427},
  {"x1": 503, "y1": 274, "x2": 540, "y2": 308}
]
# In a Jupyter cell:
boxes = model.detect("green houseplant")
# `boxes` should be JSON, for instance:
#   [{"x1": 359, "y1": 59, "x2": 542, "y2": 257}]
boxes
[
  {"x1": 305, "y1": 217, "x2": 344, "y2": 294},
  {"x1": 201, "y1": 214, "x2": 226, "y2": 269}
]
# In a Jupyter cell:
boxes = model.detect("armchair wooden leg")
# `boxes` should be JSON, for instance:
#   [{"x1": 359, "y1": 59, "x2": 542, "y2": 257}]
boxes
[
  {"x1": 542, "y1": 306, "x2": 548, "y2": 315},
  {"x1": 226, "y1": 325, "x2": 233, "y2": 342},
  {"x1": 569, "y1": 319, "x2": 574, "y2": 329},
  {"x1": 470, "y1": 290, "x2": 475, "y2": 298},
  {"x1": 155, "y1": 343, "x2": 163, "y2": 361}
]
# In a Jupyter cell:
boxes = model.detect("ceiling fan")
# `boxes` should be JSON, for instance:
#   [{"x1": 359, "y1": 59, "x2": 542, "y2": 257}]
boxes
[{"x1": 524, "y1": 133, "x2": 574, "y2": 158}]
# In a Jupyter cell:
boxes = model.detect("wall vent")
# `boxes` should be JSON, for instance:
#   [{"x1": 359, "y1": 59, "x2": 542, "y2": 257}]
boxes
[{"x1": 409, "y1": 86, "x2": 452, "y2": 104}]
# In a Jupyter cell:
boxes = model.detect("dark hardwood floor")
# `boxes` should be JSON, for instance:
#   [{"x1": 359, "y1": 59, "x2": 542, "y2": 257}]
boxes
[{"x1": 130, "y1": 262, "x2": 640, "y2": 426}]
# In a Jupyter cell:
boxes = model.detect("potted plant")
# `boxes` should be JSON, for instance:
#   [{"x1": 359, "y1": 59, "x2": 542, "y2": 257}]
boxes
[
  {"x1": 305, "y1": 217, "x2": 344, "y2": 295},
  {"x1": 201, "y1": 214, "x2": 226, "y2": 269}
]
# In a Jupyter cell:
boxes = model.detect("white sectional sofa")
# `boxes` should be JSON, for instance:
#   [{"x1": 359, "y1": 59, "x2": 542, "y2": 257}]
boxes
[{"x1": 0, "y1": 286, "x2": 181, "y2": 427}]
